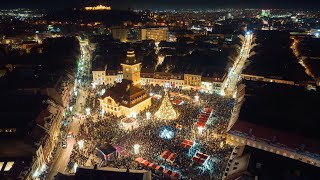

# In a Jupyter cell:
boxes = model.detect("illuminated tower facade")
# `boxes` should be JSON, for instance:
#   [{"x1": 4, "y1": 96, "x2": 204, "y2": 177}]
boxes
[{"x1": 121, "y1": 49, "x2": 141, "y2": 87}]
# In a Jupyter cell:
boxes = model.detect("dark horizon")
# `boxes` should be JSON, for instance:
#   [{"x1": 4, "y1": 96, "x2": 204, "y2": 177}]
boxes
[{"x1": 1, "y1": 0, "x2": 320, "y2": 10}]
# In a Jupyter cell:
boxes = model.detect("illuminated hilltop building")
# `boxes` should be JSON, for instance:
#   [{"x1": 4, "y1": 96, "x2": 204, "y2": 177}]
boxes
[{"x1": 84, "y1": 4, "x2": 111, "y2": 11}]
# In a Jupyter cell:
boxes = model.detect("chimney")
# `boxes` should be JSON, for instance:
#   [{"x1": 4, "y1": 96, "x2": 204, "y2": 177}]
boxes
[
  {"x1": 272, "y1": 136, "x2": 277, "y2": 143},
  {"x1": 249, "y1": 128, "x2": 253, "y2": 135}
]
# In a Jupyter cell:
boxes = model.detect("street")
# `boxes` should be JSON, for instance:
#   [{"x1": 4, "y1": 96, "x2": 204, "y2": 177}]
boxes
[
  {"x1": 46, "y1": 38, "x2": 91, "y2": 179},
  {"x1": 222, "y1": 32, "x2": 253, "y2": 96}
]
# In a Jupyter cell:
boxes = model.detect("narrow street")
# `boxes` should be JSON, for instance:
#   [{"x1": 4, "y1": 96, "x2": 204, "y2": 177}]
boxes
[
  {"x1": 222, "y1": 32, "x2": 253, "y2": 96},
  {"x1": 46, "y1": 38, "x2": 91, "y2": 179}
]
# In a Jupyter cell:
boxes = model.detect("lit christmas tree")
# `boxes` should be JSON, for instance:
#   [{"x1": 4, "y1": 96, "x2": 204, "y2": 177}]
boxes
[{"x1": 155, "y1": 91, "x2": 178, "y2": 120}]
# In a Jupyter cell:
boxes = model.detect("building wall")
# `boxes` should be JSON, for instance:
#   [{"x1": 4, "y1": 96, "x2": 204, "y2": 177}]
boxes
[
  {"x1": 145, "y1": 27, "x2": 169, "y2": 42},
  {"x1": 92, "y1": 70, "x2": 105, "y2": 85},
  {"x1": 98, "y1": 72, "x2": 222, "y2": 91},
  {"x1": 122, "y1": 63, "x2": 141, "y2": 86},
  {"x1": 184, "y1": 74, "x2": 202, "y2": 87},
  {"x1": 99, "y1": 97, "x2": 122, "y2": 117},
  {"x1": 111, "y1": 28, "x2": 129, "y2": 42},
  {"x1": 120, "y1": 97, "x2": 152, "y2": 117},
  {"x1": 241, "y1": 74, "x2": 295, "y2": 85},
  {"x1": 99, "y1": 96, "x2": 151, "y2": 117},
  {"x1": 226, "y1": 133, "x2": 320, "y2": 167}
]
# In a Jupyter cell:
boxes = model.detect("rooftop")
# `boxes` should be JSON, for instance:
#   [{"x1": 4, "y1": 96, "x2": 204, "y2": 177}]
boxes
[
  {"x1": 230, "y1": 80, "x2": 320, "y2": 154},
  {"x1": 101, "y1": 79, "x2": 149, "y2": 108},
  {"x1": 243, "y1": 30, "x2": 312, "y2": 83},
  {"x1": 243, "y1": 146, "x2": 320, "y2": 180}
]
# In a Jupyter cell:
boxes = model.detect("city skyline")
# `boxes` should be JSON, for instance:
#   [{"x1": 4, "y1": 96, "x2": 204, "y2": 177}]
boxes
[{"x1": 1, "y1": 0, "x2": 320, "y2": 9}]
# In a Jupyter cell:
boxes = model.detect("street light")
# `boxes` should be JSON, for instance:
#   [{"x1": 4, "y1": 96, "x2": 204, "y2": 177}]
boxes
[
  {"x1": 194, "y1": 95, "x2": 199, "y2": 102},
  {"x1": 220, "y1": 141, "x2": 224, "y2": 148},
  {"x1": 85, "y1": 108, "x2": 91, "y2": 116},
  {"x1": 198, "y1": 126, "x2": 204, "y2": 135},
  {"x1": 74, "y1": 162, "x2": 78, "y2": 173},
  {"x1": 134, "y1": 144, "x2": 140, "y2": 154},
  {"x1": 78, "y1": 140, "x2": 84, "y2": 150},
  {"x1": 92, "y1": 83, "x2": 96, "y2": 89},
  {"x1": 130, "y1": 112, "x2": 137, "y2": 118},
  {"x1": 146, "y1": 112, "x2": 151, "y2": 120},
  {"x1": 101, "y1": 109, "x2": 105, "y2": 117},
  {"x1": 220, "y1": 90, "x2": 225, "y2": 97}
]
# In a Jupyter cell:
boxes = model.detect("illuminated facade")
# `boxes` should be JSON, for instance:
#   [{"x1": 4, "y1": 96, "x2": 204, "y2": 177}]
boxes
[
  {"x1": 142, "y1": 27, "x2": 169, "y2": 42},
  {"x1": 84, "y1": 5, "x2": 111, "y2": 11},
  {"x1": 99, "y1": 50, "x2": 151, "y2": 117}
]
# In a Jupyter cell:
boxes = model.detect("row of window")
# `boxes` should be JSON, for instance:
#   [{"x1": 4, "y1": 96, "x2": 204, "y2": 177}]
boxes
[
  {"x1": 230, "y1": 135, "x2": 319, "y2": 166},
  {"x1": 0, "y1": 128, "x2": 16, "y2": 133}
]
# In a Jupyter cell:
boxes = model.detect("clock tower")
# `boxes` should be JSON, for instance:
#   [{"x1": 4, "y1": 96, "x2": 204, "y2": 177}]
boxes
[{"x1": 121, "y1": 49, "x2": 141, "y2": 87}]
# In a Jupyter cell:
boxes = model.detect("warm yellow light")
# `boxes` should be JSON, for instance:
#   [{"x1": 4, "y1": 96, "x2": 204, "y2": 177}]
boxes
[{"x1": 84, "y1": 5, "x2": 111, "y2": 11}]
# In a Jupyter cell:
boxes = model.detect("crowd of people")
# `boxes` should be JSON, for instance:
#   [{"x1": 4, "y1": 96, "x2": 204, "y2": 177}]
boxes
[{"x1": 68, "y1": 85, "x2": 235, "y2": 179}]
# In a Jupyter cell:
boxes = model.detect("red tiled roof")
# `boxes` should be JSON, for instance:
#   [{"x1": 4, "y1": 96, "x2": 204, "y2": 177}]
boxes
[{"x1": 229, "y1": 120, "x2": 320, "y2": 155}]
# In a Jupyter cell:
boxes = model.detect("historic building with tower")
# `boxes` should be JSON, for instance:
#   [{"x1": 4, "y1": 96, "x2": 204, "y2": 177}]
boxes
[{"x1": 99, "y1": 49, "x2": 152, "y2": 117}]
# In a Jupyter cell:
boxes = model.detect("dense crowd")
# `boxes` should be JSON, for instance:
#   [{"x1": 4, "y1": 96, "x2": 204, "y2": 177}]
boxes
[{"x1": 68, "y1": 85, "x2": 234, "y2": 179}]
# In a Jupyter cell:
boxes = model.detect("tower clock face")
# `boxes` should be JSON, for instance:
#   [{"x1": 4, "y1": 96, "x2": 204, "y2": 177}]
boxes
[
  {"x1": 134, "y1": 67, "x2": 138, "y2": 71},
  {"x1": 126, "y1": 68, "x2": 129, "y2": 72}
]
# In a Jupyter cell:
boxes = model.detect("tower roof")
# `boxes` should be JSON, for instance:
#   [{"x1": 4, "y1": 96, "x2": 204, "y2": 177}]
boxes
[{"x1": 124, "y1": 49, "x2": 139, "y2": 65}]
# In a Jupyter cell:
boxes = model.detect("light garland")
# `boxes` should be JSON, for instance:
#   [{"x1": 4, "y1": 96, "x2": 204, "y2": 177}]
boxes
[{"x1": 155, "y1": 91, "x2": 178, "y2": 120}]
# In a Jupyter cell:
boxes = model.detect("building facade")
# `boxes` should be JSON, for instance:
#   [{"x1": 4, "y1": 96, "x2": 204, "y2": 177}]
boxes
[{"x1": 99, "y1": 50, "x2": 152, "y2": 117}]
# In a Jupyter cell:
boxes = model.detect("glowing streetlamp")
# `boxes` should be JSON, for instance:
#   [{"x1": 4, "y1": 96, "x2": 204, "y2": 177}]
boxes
[
  {"x1": 41, "y1": 164, "x2": 46, "y2": 172},
  {"x1": 100, "y1": 89, "x2": 106, "y2": 95},
  {"x1": 220, "y1": 90, "x2": 225, "y2": 97},
  {"x1": 233, "y1": 91, "x2": 237, "y2": 99},
  {"x1": 194, "y1": 95, "x2": 199, "y2": 102},
  {"x1": 198, "y1": 126, "x2": 204, "y2": 135},
  {"x1": 74, "y1": 162, "x2": 78, "y2": 173},
  {"x1": 69, "y1": 106, "x2": 73, "y2": 112},
  {"x1": 92, "y1": 83, "x2": 96, "y2": 89},
  {"x1": 101, "y1": 109, "x2": 105, "y2": 117},
  {"x1": 33, "y1": 169, "x2": 39, "y2": 178},
  {"x1": 134, "y1": 144, "x2": 140, "y2": 154},
  {"x1": 78, "y1": 140, "x2": 84, "y2": 150},
  {"x1": 146, "y1": 112, "x2": 151, "y2": 120},
  {"x1": 130, "y1": 112, "x2": 137, "y2": 118},
  {"x1": 220, "y1": 141, "x2": 224, "y2": 148},
  {"x1": 85, "y1": 108, "x2": 91, "y2": 116}
]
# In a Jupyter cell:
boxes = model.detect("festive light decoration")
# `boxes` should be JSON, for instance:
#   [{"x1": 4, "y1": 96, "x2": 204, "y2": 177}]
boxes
[
  {"x1": 197, "y1": 126, "x2": 204, "y2": 135},
  {"x1": 146, "y1": 111, "x2": 151, "y2": 120},
  {"x1": 78, "y1": 140, "x2": 84, "y2": 150},
  {"x1": 121, "y1": 117, "x2": 138, "y2": 131},
  {"x1": 194, "y1": 95, "x2": 199, "y2": 102},
  {"x1": 134, "y1": 144, "x2": 140, "y2": 154},
  {"x1": 159, "y1": 128, "x2": 175, "y2": 139},
  {"x1": 73, "y1": 162, "x2": 78, "y2": 173},
  {"x1": 155, "y1": 91, "x2": 178, "y2": 120},
  {"x1": 85, "y1": 108, "x2": 91, "y2": 116}
]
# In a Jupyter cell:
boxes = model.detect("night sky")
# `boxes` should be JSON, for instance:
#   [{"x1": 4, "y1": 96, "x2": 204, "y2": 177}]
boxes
[{"x1": 0, "y1": 0, "x2": 319, "y2": 9}]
